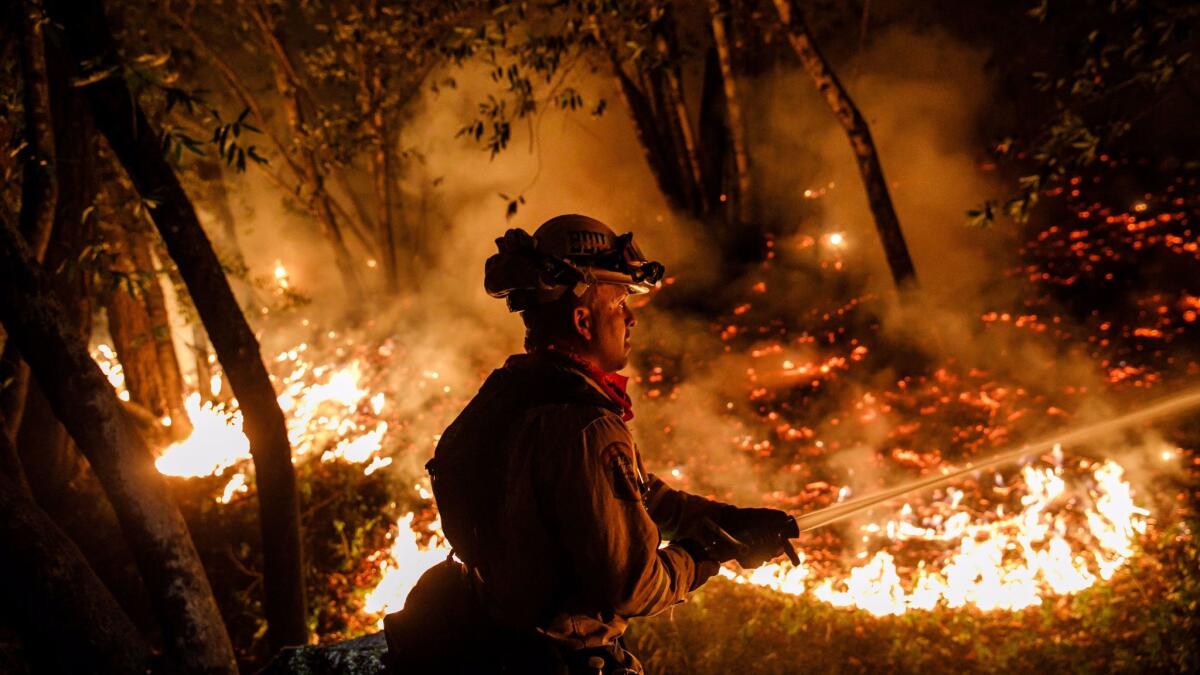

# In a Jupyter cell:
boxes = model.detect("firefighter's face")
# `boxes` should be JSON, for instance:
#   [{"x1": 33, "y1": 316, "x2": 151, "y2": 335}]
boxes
[{"x1": 574, "y1": 283, "x2": 636, "y2": 372}]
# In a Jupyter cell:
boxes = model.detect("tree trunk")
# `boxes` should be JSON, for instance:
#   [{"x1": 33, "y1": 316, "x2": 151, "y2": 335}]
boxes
[
  {"x1": 17, "y1": 0, "x2": 57, "y2": 261},
  {"x1": 698, "y1": 47, "x2": 729, "y2": 213},
  {"x1": 0, "y1": 346, "x2": 29, "y2": 444},
  {"x1": 49, "y1": 0, "x2": 310, "y2": 652},
  {"x1": 250, "y1": 5, "x2": 364, "y2": 300},
  {"x1": 608, "y1": 52, "x2": 688, "y2": 212},
  {"x1": 707, "y1": 0, "x2": 751, "y2": 226},
  {"x1": 0, "y1": 213, "x2": 237, "y2": 675},
  {"x1": 9, "y1": 26, "x2": 156, "y2": 636},
  {"x1": 103, "y1": 218, "x2": 174, "y2": 437},
  {"x1": 772, "y1": 0, "x2": 918, "y2": 290},
  {"x1": 2, "y1": 0, "x2": 60, "y2": 443},
  {"x1": 194, "y1": 158, "x2": 250, "y2": 274},
  {"x1": 656, "y1": 36, "x2": 706, "y2": 216},
  {"x1": 364, "y1": 53, "x2": 400, "y2": 295},
  {"x1": 100, "y1": 219, "x2": 191, "y2": 440},
  {"x1": 372, "y1": 127, "x2": 400, "y2": 295},
  {"x1": 355, "y1": 2, "x2": 399, "y2": 292},
  {"x1": 130, "y1": 228, "x2": 191, "y2": 437},
  {"x1": 12, "y1": 0, "x2": 102, "y2": 514},
  {"x1": 0, "y1": 470, "x2": 153, "y2": 675},
  {"x1": 0, "y1": 411, "x2": 32, "y2": 498},
  {"x1": 647, "y1": 66, "x2": 692, "y2": 213}
]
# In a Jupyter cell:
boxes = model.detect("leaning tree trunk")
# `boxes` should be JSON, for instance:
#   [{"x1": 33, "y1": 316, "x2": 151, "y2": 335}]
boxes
[
  {"x1": 0, "y1": 213, "x2": 237, "y2": 674},
  {"x1": 48, "y1": 0, "x2": 310, "y2": 651},
  {"x1": 772, "y1": 0, "x2": 918, "y2": 290},
  {"x1": 0, "y1": 469, "x2": 153, "y2": 674}
]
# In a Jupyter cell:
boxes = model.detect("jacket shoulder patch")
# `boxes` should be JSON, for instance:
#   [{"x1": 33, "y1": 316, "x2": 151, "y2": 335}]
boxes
[{"x1": 602, "y1": 442, "x2": 644, "y2": 502}]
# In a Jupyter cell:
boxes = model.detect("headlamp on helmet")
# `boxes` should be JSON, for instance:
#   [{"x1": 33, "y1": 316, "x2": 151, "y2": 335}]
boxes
[{"x1": 483, "y1": 214, "x2": 665, "y2": 312}]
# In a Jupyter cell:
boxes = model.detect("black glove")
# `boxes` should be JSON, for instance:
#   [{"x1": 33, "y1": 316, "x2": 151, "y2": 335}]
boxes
[
  {"x1": 676, "y1": 538, "x2": 723, "y2": 591},
  {"x1": 710, "y1": 507, "x2": 800, "y2": 569}
]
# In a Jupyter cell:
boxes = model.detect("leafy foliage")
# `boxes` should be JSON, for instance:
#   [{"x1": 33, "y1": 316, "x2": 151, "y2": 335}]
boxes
[
  {"x1": 172, "y1": 458, "x2": 415, "y2": 667},
  {"x1": 973, "y1": 0, "x2": 1197, "y2": 227}
]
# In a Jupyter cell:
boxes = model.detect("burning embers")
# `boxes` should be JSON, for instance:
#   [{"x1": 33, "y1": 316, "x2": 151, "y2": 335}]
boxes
[
  {"x1": 90, "y1": 320, "x2": 1161, "y2": 632},
  {"x1": 94, "y1": 331, "x2": 1155, "y2": 622},
  {"x1": 724, "y1": 449, "x2": 1150, "y2": 616}
]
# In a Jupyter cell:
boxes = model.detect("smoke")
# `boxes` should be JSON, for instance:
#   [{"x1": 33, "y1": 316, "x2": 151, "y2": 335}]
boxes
[
  {"x1": 191, "y1": 20, "x2": 1174, "y2": 516},
  {"x1": 754, "y1": 26, "x2": 1012, "y2": 307}
]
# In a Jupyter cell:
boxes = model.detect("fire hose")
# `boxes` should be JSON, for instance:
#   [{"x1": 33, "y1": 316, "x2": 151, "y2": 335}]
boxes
[
  {"x1": 783, "y1": 385, "x2": 1200, "y2": 536},
  {"x1": 683, "y1": 386, "x2": 1200, "y2": 568}
]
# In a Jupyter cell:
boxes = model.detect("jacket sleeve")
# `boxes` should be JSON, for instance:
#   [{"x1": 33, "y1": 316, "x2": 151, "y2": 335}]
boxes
[
  {"x1": 641, "y1": 470, "x2": 734, "y2": 542},
  {"x1": 550, "y1": 414, "x2": 699, "y2": 619}
]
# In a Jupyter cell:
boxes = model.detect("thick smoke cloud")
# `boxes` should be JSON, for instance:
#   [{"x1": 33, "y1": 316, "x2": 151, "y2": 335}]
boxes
[{"x1": 195, "y1": 23, "x2": 1174, "y2": 511}]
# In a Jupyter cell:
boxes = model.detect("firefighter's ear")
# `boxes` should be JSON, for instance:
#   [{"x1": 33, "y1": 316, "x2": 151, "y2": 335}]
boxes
[{"x1": 573, "y1": 305, "x2": 593, "y2": 342}]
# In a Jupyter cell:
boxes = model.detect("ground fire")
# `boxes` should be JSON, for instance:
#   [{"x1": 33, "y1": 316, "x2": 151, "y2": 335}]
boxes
[{"x1": 2, "y1": 1, "x2": 1196, "y2": 673}]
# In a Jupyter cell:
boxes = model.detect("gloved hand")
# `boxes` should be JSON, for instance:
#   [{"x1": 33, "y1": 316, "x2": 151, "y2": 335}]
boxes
[
  {"x1": 675, "y1": 538, "x2": 723, "y2": 591},
  {"x1": 711, "y1": 506, "x2": 800, "y2": 569}
]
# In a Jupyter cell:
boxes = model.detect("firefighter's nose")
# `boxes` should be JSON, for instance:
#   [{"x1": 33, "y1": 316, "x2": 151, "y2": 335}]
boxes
[{"x1": 625, "y1": 305, "x2": 636, "y2": 327}]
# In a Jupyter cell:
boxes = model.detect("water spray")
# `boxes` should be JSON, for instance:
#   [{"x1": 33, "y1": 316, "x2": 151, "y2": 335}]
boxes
[{"x1": 789, "y1": 385, "x2": 1200, "y2": 533}]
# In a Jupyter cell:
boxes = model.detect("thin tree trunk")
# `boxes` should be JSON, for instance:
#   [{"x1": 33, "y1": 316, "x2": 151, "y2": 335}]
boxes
[
  {"x1": 589, "y1": 19, "x2": 689, "y2": 212},
  {"x1": 772, "y1": 0, "x2": 918, "y2": 289},
  {"x1": 249, "y1": 4, "x2": 364, "y2": 300},
  {"x1": 708, "y1": 0, "x2": 751, "y2": 226},
  {"x1": 50, "y1": 0, "x2": 310, "y2": 653},
  {"x1": 608, "y1": 54, "x2": 688, "y2": 212},
  {"x1": 0, "y1": 470, "x2": 153, "y2": 674},
  {"x1": 372, "y1": 124, "x2": 400, "y2": 295},
  {"x1": 0, "y1": 345, "x2": 29, "y2": 443},
  {"x1": 168, "y1": 6, "x2": 370, "y2": 293},
  {"x1": 698, "y1": 46, "x2": 729, "y2": 212},
  {"x1": 648, "y1": 65, "x2": 698, "y2": 218},
  {"x1": 17, "y1": 0, "x2": 57, "y2": 260},
  {"x1": 0, "y1": 213, "x2": 237, "y2": 675},
  {"x1": 194, "y1": 158, "x2": 250, "y2": 273},
  {"x1": 0, "y1": 411, "x2": 32, "y2": 498},
  {"x1": 656, "y1": 33, "x2": 706, "y2": 215},
  {"x1": 2, "y1": 0, "x2": 60, "y2": 443},
  {"x1": 357, "y1": 16, "x2": 400, "y2": 294},
  {"x1": 192, "y1": 322, "x2": 223, "y2": 405}
]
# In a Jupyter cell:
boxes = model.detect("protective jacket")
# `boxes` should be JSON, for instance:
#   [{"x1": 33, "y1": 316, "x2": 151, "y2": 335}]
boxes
[{"x1": 428, "y1": 351, "x2": 728, "y2": 649}]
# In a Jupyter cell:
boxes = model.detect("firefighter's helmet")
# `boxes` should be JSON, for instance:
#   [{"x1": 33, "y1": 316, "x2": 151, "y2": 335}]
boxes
[{"x1": 484, "y1": 214, "x2": 665, "y2": 312}]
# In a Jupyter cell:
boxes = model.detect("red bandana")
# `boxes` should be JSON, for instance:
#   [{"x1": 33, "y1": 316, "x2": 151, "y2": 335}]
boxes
[{"x1": 543, "y1": 349, "x2": 634, "y2": 421}]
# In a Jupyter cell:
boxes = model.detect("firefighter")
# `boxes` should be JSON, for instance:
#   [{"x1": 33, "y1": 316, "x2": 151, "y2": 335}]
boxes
[{"x1": 384, "y1": 214, "x2": 798, "y2": 674}]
